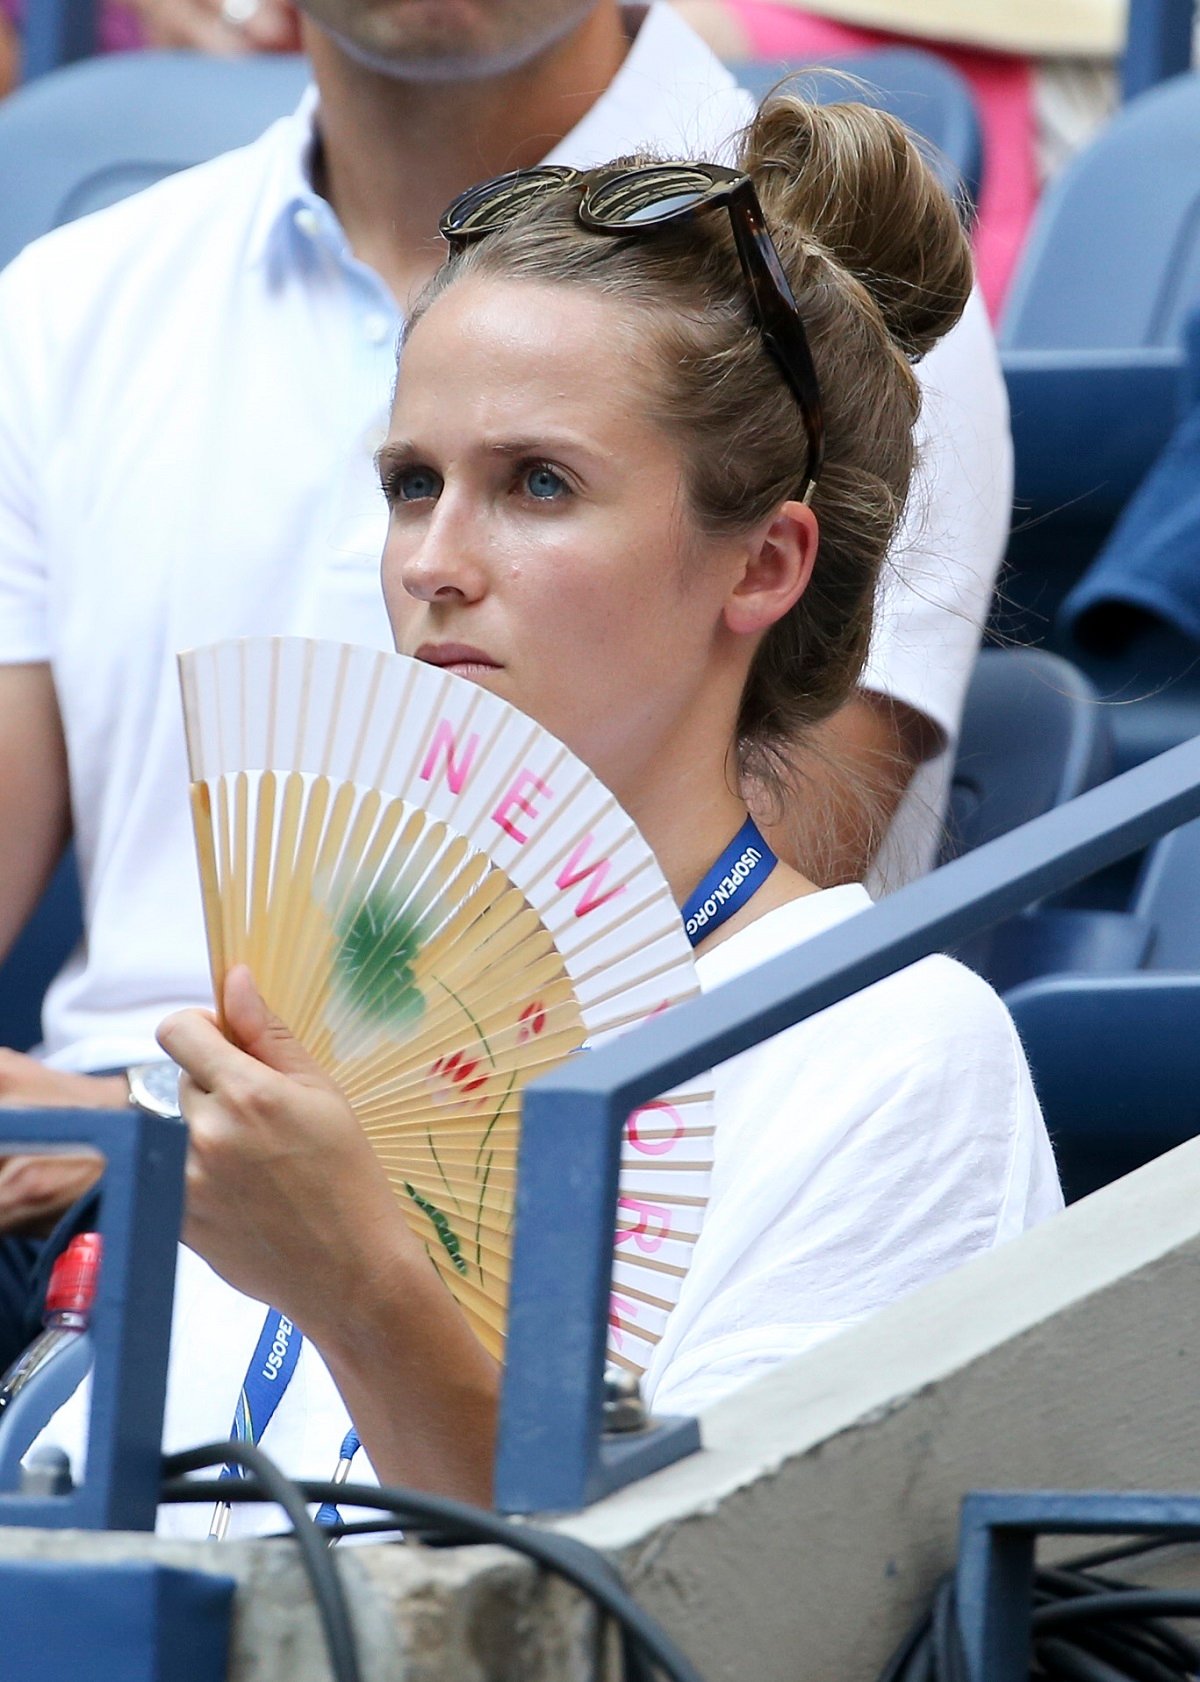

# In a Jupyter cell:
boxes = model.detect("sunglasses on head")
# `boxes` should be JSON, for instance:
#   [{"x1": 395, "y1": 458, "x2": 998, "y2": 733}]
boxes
[{"x1": 439, "y1": 161, "x2": 825, "y2": 504}]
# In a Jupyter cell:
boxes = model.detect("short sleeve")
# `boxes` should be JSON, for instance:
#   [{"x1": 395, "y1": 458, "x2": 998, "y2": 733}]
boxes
[
  {"x1": 0, "y1": 250, "x2": 52, "y2": 662},
  {"x1": 860, "y1": 284, "x2": 1013, "y2": 747}
]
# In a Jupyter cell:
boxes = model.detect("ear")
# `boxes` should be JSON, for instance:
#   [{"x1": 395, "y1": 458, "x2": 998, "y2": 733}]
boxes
[{"x1": 722, "y1": 501, "x2": 818, "y2": 638}]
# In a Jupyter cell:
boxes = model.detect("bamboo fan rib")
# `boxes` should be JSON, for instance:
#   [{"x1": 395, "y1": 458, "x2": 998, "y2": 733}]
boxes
[{"x1": 179, "y1": 636, "x2": 712, "y2": 1375}]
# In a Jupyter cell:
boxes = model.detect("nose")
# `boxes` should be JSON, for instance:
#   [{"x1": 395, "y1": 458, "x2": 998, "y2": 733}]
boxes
[{"x1": 382, "y1": 493, "x2": 489, "y2": 616}]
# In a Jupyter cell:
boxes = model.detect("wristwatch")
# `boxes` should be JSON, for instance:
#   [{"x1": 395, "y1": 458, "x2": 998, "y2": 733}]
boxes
[{"x1": 126, "y1": 1060, "x2": 183, "y2": 1120}]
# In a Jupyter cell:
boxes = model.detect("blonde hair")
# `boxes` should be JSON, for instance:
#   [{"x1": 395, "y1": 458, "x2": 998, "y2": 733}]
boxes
[{"x1": 409, "y1": 94, "x2": 974, "y2": 794}]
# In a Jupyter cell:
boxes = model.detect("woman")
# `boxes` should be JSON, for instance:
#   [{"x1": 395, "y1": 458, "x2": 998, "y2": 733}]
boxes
[{"x1": 46, "y1": 94, "x2": 1060, "y2": 1528}]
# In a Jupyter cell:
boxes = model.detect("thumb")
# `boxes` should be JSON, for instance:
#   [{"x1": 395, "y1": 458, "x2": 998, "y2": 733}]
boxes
[{"x1": 222, "y1": 965, "x2": 333, "y2": 1088}]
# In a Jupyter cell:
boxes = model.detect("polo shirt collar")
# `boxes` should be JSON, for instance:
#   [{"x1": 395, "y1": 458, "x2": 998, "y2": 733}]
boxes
[{"x1": 244, "y1": 84, "x2": 335, "y2": 273}]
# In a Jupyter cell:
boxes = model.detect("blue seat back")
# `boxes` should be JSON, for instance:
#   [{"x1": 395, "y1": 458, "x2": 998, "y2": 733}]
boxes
[
  {"x1": 18, "y1": 0, "x2": 94, "y2": 82},
  {"x1": 0, "y1": 51, "x2": 310, "y2": 271},
  {"x1": 1129, "y1": 806, "x2": 1200, "y2": 966},
  {"x1": 0, "y1": 852, "x2": 82, "y2": 1053},
  {"x1": 941, "y1": 648, "x2": 1113, "y2": 864},
  {"x1": 1001, "y1": 70, "x2": 1200, "y2": 351},
  {"x1": 1122, "y1": 0, "x2": 1197, "y2": 101},
  {"x1": 731, "y1": 46, "x2": 982, "y2": 203}
]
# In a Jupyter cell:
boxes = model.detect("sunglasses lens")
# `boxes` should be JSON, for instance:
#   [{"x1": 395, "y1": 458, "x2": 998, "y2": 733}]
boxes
[
  {"x1": 585, "y1": 166, "x2": 724, "y2": 227},
  {"x1": 441, "y1": 167, "x2": 577, "y2": 240}
]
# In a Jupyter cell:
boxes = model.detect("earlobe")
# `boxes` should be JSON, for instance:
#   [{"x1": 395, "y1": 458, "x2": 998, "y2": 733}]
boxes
[{"x1": 722, "y1": 501, "x2": 818, "y2": 637}]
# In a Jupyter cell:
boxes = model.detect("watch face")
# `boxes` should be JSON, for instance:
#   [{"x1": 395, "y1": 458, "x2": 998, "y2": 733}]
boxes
[{"x1": 128, "y1": 1061, "x2": 182, "y2": 1119}]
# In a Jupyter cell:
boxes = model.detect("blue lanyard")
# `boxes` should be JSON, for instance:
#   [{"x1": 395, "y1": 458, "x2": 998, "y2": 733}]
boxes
[
  {"x1": 681, "y1": 816, "x2": 777, "y2": 946},
  {"x1": 216, "y1": 1310, "x2": 361, "y2": 1535},
  {"x1": 220, "y1": 1306, "x2": 303, "y2": 1482}
]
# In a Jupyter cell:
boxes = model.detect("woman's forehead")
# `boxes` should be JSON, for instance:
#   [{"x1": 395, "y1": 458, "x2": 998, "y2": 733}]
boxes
[{"x1": 398, "y1": 276, "x2": 650, "y2": 408}]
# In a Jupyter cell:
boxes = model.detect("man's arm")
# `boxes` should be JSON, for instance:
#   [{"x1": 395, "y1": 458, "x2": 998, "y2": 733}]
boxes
[
  {"x1": 0, "y1": 663, "x2": 70, "y2": 963},
  {"x1": 751, "y1": 689, "x2": 937, "y2": 888}
]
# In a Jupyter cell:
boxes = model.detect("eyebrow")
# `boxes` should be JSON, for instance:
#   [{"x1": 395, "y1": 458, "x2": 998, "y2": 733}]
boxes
[
  {"x1": 376, "y1": 440, "x2": 414, "y2": 482},
  {"x1": 378, "y1": 434, "x2": 602, "y2": 476}
]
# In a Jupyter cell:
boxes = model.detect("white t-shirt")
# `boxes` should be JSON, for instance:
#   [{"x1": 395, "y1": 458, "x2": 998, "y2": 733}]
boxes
[
  {"x1": 37, "y1": 883, "x2": 1060, "y2": 1536},
  {"x1": 0, "y1": 2, "x2": 1010, "y2": 1072},
  {"x1": 643, "y1": 885, "x2": 1063, "y2": 1416}
]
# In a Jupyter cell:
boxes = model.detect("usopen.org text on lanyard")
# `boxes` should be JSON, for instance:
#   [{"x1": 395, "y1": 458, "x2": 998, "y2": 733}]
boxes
[
  {"x1": 681, "y1": 816, "x2": 777, "y2": 947},
  {"x1": 209, "y1": 1309, "x2": 360, "y2": 1539}
]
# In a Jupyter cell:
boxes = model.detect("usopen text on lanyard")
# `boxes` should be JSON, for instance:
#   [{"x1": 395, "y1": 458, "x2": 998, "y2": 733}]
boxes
[
  {"x1": 681, "y1": 816, "x2": 777, "y2": 947},
  {"x1": 209, "y1": 1308, "x2": 360, "y2": 1539}
]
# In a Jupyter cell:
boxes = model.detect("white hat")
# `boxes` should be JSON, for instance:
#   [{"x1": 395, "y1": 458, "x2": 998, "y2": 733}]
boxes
[{"x1": 766, "y1": 0, "x2": 1125, "y2": 58}]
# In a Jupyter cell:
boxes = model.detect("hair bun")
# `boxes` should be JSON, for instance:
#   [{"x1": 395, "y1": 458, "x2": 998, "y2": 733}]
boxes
[{"x1": 741, "y1": 92, "x2": 973, "y2": 360}]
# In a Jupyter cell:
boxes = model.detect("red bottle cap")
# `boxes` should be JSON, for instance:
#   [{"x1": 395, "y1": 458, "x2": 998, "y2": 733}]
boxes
[{"x1": 44, "y1": 1232, "x2": 102, "y2": 1318}]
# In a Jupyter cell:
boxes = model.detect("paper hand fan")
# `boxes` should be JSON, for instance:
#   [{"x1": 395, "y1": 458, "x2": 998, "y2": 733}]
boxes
[{"x1": 179, "y1": 636, "x2": 712, "y2": 1376}]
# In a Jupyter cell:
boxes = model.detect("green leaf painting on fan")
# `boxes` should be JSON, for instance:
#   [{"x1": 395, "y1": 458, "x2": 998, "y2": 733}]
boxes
[{"x1": 331, "y1": 883, "x2": 426, "y2": 1047}]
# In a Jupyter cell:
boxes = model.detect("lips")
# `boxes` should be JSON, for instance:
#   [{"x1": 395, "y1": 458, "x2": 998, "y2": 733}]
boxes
[{"x1": 414, "y1": 642, "x2": 500, "y2": 673}]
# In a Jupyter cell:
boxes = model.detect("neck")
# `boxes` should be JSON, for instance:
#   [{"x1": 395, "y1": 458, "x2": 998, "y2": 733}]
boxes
[
  {"x1": 619, "y1": 748, "x2": 750, "y2": 909},
  {"x1": 303, "y1": 3, "x2": 631, "y2": 309},
  {"x1": 614, "y1": 739, "x2": 819, "y2": 952}
]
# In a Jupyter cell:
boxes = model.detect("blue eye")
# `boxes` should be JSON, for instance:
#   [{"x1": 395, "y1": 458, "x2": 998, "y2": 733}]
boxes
[
  {"x1": 390, "y1": 466, "x2": 442, "y2": 503},
  {"x1": 524, "y1": 464, "x2": 568, "y2": 500}
]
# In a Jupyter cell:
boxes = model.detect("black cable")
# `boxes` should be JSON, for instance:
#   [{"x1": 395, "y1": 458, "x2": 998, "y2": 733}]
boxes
[
  {"x1": 162, "y1": 1444, "x2": 361, "y2": 1682},
  {"x1": 875, "y1": 1563, "x2": 1200, "y2": 1682},
  {"x1": 160, "y1": 1468, "x2": 705, "y2": 1682},
  {"x1": 1063, "y1": 1536, "x2": 1200, "y2": 1574},
  {"x1": 1034, "y1": 1591, "x2": 1200, "y2": 1633},
  {"x1": 1035, "y1": 1635, "x2": 1136, "y2": 1682},
  {"x1": 1036, "y1": 1569, "x2": 1200, "y2": 1669}
]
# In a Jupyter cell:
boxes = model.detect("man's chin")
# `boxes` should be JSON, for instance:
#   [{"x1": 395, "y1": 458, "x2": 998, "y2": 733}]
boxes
[{"x1": 313, "y1": 1, "x2": 599, "y2": 84}]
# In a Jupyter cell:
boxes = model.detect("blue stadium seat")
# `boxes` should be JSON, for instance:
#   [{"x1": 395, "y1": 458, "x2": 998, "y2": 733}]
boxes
[
  {"x1": 0, "y1": 51, "x2": 310, "y2": 270},
  {"x1": 940, "y1": 649, "x2": 1124, "y2": 993},
  {"x1": 18, "y1": 0, "x2": 94, "y2": 82},
  {"x1": 941, "y1": 649, "x2": 1113, "y2": 865},
  {"x1": 1122, "y1": 0, "x2": 1197, "y2": 101},
  {"x1": 731, "y1": 46, "x2": 982, "y2": 204},
  {"x1": 0, "y1": 851, "x2": 82, "y2": 1053},
  {"x1": 1001, "y1": 70, "x2": 1200, "y2": 508},
  {"x1": 998, "y1": 70, "x2": 1200, "y2": 768},
  {"x1": 1001, "y1": 800, "x2": 1200, "y2": 1200}
]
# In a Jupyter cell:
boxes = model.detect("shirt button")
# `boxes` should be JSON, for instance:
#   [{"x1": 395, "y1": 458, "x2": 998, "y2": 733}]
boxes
[
  {"x1": 293, "y1": 206, "x2": 320, "y2": 238},
  {"x1": 363, "y1": 311, "x2": 394, "y2": 345}
]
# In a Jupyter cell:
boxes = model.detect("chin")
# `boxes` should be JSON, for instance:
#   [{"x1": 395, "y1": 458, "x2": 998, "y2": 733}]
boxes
[{"x1": 321, "y1": 3, "x2": 583, "y2": 83}]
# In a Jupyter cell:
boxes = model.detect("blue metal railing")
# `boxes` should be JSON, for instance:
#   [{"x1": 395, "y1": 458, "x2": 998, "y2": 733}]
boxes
[
  {"x1": 496, "y1": 734, "x2": 1200, "y2": 1512},
  {"x1": 0, "y1": 1108, "x2": 184, "y2": 1529},
  {"x1": 956, "y1": 1490, "x2": 1200, "y2": 1682}
]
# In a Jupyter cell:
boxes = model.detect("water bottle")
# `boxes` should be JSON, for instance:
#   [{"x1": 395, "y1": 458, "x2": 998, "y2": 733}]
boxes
[{"x1": 0, "y1": 1232, "x2": 101, "y2": 1420}]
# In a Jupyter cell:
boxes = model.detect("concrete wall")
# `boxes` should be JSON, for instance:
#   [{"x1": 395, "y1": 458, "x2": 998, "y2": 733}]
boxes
[{"x1": 10, "y1": 1133, "x2": 1200, "y2": 1680}]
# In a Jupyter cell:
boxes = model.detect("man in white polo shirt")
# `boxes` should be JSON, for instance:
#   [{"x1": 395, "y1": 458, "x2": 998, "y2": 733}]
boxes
[{"x1": 0, "y1": 0, "x2": 1010, "y2": 1222}]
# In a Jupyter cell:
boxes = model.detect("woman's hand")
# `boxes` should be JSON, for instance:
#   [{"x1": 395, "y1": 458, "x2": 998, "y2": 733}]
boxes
[
  {"x1": 158, "y1": 965, "x2": 499, "y2": 1501},
  {"x1": 157, "y1": 965, "x2": 410, "y2": 1338},
  {"x1": 132, "y1": 0, "x2": 302, "y2": 54}
]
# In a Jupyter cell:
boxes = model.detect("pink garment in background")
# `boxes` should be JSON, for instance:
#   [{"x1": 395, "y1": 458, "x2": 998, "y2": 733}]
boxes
[
  {"x1": 0, "y1": 0, "x2": 143, "y2": 53},
  {"x1": 729, "y1": 0, "x2": 1037, "y2": 316}
]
